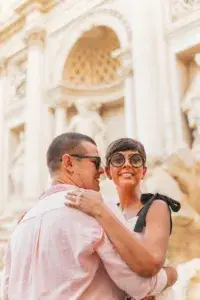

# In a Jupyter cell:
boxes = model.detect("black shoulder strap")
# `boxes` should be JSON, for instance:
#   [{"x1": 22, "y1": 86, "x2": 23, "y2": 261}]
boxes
[{"x1": 134, "y1": 193, "x2": 181, "y2": 234}]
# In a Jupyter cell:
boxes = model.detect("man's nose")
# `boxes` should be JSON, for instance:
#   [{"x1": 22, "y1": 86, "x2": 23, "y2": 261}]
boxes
[{"x1": 98, "y1": 166, "x2": 104, "y2": 175}]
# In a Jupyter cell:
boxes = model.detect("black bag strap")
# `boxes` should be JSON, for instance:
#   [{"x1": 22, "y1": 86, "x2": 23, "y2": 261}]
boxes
[{"x1": 134, "y1": 193, "x2": 181, "y2": 234}]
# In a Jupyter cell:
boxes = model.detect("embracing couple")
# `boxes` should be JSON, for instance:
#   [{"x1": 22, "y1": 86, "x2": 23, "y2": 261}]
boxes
[{"x1": 1, "y1": 132, "x2": 180, "y2": 300}]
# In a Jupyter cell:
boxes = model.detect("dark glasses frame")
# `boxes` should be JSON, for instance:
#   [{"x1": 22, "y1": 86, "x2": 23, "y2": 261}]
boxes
[
  {"x1": 108, "y1": 152, "x2": 145, "y2": 168},
  {"x1": 69, "y1": 154, "x2": 101, "y2": 170}
]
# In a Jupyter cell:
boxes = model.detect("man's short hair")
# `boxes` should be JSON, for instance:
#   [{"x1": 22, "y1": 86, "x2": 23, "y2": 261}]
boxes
[
  {"x1": 47, "y1": 132, "x2": 96, "y2": 173},
  {"x1": 105, "y1": 138, "x2": 146, "y2": 166}
]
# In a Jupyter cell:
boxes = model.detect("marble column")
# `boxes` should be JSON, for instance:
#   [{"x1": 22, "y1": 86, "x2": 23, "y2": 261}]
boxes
[
  {"x1": 23, "y1": 29, "x2": 46, "y2": 199},
  {"x1": 112, "y1": 48, "x2": 137, "y2": 139},
  {"x1": 0, "y1": 60, "x2": 7, "y2": 212},
  {"x1": 154, "y1": 0, "x2": 182, "y2": 154},
  {"x1": 55, "y1": 104, "x2": 67, "y2": 136},
  {"x1": 47, "y1": 85, "x2": 69, "y2": 137},
  {"x1": 129, "y1": 0, "x2": 166, "y2": 156},
  {"x1": 124, "y1": 75, "x2": 136, "y2": 138}
]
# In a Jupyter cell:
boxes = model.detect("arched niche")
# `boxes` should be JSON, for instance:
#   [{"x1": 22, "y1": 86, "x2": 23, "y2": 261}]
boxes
[{"x1": 50, "y1": 9, "x2": 131, "y2": 86}]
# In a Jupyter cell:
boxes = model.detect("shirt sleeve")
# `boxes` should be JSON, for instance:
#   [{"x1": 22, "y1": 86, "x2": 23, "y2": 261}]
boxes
[{"x1": 96, "y1": 232, "x2": 167, "y2": 300}]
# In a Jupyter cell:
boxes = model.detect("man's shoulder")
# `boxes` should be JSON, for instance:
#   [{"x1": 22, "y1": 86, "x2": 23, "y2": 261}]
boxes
[
  {"x1": 21, "y1": 191, "x2": 103, "y2": 239},
  {"x1": 22, "y1": 191, "x2": 66, "y2": 221}
]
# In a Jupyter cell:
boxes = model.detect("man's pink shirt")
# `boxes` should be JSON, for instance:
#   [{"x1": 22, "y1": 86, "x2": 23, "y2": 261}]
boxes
[{"x1": 1, "y1": 185, "x2": 167, "y2": 300}]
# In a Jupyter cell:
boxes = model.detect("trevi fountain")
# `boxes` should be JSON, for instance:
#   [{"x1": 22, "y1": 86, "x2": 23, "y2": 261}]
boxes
[{"x1": 0, "y1": 0, "x2": 200, "y2": 298}]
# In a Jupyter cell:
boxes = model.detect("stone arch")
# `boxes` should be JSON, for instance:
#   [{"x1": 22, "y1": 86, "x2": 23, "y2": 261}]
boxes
[
  {"x1": 52, "y1": 9, "x2": 131, "y2": 86},
  {"x1": 63, "y1": 26, "x2": 120, "y2": 91}
]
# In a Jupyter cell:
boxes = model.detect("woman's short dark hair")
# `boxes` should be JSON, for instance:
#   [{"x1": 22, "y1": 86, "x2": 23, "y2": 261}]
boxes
[{"x1": 106, "y1": 138, "x2": 146, "y2": 166}]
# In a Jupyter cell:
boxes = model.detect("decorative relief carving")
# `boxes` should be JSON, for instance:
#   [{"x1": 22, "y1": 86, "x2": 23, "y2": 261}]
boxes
[
  {"x1": 9, "y1": 130, "x2": 25, "y2": 198},
  {"x1": 172, "y1": 0, "x2": 200, "y2": 20},
  {"x1": 8, "y1": 57, "x2": 27, "y2": 104},
  {"x1": 77, "y1": 8, "x2": 132, "y2": 41}
]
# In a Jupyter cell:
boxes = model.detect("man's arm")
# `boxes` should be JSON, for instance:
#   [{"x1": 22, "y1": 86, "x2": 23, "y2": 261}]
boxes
[
  {"x1": 65, "y1": 190, "x2": 171, "y2": 277},
  {"x1": 96, "y1": 231, "x2": 176, "y2": 299}
]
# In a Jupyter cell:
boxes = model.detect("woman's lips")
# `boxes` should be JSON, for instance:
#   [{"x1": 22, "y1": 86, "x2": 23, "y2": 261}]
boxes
[{"x1": 119, "y1": 172, "x2": 135, "y2": 178}]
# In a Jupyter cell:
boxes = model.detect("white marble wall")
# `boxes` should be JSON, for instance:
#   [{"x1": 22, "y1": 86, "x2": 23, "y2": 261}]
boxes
[{"x1": 0, "y1": 0, "x2": 200, "y2": 298}]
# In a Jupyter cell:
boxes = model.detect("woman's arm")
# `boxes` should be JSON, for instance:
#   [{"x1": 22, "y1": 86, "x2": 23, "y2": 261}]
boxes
[{"x1": 65, "y1": 190, "x2": 171, "y2": 277}]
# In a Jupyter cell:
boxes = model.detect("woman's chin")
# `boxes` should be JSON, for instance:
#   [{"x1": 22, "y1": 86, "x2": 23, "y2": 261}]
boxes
[{"x1": 119, "y1": 179, "x2": 137, "y2": 188}]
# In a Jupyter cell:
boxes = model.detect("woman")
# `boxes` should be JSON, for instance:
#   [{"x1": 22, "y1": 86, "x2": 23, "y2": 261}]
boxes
[{"x1": 65, "y1": 138, "x2": 180, "y2": 299}]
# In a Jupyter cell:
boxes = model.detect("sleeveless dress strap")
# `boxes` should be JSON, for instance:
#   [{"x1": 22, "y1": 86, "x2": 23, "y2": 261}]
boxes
[{"x1": 134, "y1": 193, "x2": 181, "y2": 234}]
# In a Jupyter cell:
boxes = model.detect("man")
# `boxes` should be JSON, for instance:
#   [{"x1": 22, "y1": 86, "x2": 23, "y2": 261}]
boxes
[{"x1": 2, "y1": 133, "x2": 176, "y2": 300}]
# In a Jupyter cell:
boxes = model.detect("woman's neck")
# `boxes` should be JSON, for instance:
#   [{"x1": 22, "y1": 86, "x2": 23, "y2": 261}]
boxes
[{"x1": 117, "y1": 186, "x2": 142, "y2": 211}]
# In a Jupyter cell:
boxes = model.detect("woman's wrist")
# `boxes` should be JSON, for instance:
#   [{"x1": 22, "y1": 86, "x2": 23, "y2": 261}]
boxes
[
  {"x1": 94, "y1": 201, "x2": 109, "y2": 218},
  {"x1": 95, "y1": 202, "x2": 113, "y2": 222}
]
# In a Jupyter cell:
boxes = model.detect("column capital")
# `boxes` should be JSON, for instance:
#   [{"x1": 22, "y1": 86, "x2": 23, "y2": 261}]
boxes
[
  {"x1": 25, "y1": 28, "x2": 46, "y2": 48},
  {"x1": 0, "y1": 58, "x2": 8, "y2": 77},
  {"x1": 46, "y1": 84, "x2": 70, "y2": 109}
]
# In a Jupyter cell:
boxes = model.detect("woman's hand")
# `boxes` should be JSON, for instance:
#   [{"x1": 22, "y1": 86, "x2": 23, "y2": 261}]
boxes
[{"x1": 65, "y1": 189, "x2": 105, "y2": 217}]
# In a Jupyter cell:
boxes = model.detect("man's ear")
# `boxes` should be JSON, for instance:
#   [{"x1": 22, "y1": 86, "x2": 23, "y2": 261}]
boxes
[
  {"x1": 105, "y1": 166, "x2": 112, "y2": 180},
  {"x1": 62, "y1": 154, "x2": 73, "y2": 173}
]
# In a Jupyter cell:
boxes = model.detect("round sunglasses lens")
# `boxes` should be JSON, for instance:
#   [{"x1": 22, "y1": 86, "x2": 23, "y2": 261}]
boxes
[
  {"x1": 110, "y1": 153, "x2": 125, "y2": 167},
  {"x1": 130, "y1": 154, "x2": 143, "y2": 168}
]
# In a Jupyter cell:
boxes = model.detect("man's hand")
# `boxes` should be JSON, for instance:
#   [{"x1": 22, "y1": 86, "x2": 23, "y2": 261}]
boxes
[{"x1": 65, "y1": 189, "x2": 104, "y2": 217}]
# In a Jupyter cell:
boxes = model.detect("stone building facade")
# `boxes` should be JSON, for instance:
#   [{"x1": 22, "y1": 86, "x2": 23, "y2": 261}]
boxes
[{"x1": 0, "y1": 0, "x2": 200, "y2": 299}]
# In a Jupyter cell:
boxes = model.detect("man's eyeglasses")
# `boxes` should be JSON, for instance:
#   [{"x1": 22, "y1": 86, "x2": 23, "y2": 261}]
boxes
[
  {"x1": 108, "y1": 152, "x2": 145, "y2": 168},
  {"x1": 70, "y1": 154, "x2": 101, "y2": 171}
]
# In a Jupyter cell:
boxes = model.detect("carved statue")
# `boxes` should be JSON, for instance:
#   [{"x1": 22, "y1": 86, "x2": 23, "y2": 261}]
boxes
[
  {"x1": 68, "y1": 99, "x2": 106, "y2": 155},
  {"x1": 172, "y1": 259, "x2": 200, "y2": 300},
  {"x1": 182, "y1": 56, "x2": 200, "y2": 160},
  {"x1": 144, "y1": 149, "x2": 200, "y2": 299},
  {"x1": 9, "y1": 131, "x2": 25, "y2": 197}
]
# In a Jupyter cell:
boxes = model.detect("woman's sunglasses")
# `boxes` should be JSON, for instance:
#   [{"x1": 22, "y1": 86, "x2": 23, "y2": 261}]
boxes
[{"x1": 108, "y1": 152, "x2": 145, "y2": 168}]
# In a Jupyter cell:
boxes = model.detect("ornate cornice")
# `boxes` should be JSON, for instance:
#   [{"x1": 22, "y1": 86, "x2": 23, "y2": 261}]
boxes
[
  {"x1": 0, "y1": 0, "x2": 58, "y2": 45},
  {"x1": 15, "y1": 0, "x2": 58, "y2": 16},
  {"x1": 0, "y1": 16, "x2": 25, "y2": 45},
  {"x1": 46, "y1": 80, "x2": 124, "y2": 106}
]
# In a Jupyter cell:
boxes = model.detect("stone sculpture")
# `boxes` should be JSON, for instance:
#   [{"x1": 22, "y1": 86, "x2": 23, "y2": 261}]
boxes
[
  {"x1": 144, "y1": 149, "x2": 200, "y2": 299},
  {"x1": 182, "y1": 56, "x2": 200, "y2": 160},
  {"x1": 68, "y1": 99, "x2": 106, "y2": 155}
]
